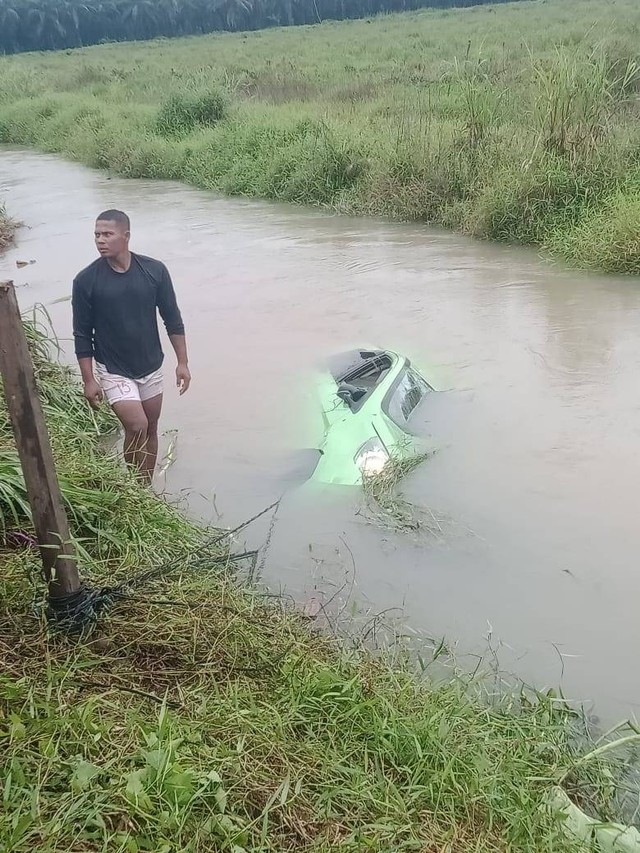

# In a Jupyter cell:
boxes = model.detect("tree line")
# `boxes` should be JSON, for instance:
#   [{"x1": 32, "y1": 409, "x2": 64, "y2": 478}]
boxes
[{"x1": 0, "y1": 0, "x2": 511, "y2": 55}]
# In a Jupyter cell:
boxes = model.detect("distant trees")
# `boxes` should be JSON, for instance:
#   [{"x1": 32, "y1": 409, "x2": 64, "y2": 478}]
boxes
[{"x1": 0, "y1": 0, "x2": 508, "y2": 55}]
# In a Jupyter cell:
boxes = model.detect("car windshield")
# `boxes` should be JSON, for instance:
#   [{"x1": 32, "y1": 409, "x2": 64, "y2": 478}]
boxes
[{"x1": 385, "y1": 368, "x2": 432, "y2": 426}]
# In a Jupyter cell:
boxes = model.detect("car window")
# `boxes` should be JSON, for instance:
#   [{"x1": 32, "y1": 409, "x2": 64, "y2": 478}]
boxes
[{"x1": 386, "y1": 368, "x2": 432, "y2": 426}]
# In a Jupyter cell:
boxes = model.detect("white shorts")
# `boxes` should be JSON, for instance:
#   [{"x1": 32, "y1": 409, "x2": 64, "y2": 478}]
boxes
[{"x1": 95, "y1": 363, "x2": 164, "y2": 405}]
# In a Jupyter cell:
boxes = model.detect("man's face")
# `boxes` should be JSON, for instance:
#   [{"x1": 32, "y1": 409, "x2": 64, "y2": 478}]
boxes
[{"x1": 95, "y1": 219, "x2": 129, "y2": 258}]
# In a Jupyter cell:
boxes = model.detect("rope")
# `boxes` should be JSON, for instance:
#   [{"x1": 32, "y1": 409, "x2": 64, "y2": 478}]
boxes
[
  {"x1": 110, "y1": 499, "x2": 280, "y2": 593},
  {"x1": 46, "y1": 583, "x2": 114, "y2": 634}
]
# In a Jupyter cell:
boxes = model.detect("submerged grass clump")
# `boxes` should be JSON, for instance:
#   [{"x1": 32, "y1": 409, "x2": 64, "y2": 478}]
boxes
[
  {"x1": 0, "y1": 204, "x2": 16, "y2": 252},
  {"x1": 360, "y1": 452, "x2": 448, "y2": 535},
  {"x1": 2, "y1": 314, "x2": 639, "y2": 850},
  {"x1": 0, "y1": 0, "x2": 639, "y2": 272}
]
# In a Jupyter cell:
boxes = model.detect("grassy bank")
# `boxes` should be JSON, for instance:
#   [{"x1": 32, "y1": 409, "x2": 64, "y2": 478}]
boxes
[
  {"x1": 0, "y1": 0, "x2": 639, "y2": 273},
  {"x1": 0, "y1": 322, "x2": 634, "y2": 848}
]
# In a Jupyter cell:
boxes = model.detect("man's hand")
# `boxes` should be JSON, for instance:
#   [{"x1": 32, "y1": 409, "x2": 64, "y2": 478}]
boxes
[
  {"x1": 176, "y1": 363, "x2": 191, "y2": 395},
  {"x1": 83, "y1": 378, "x2": 103, "y2": 409}
]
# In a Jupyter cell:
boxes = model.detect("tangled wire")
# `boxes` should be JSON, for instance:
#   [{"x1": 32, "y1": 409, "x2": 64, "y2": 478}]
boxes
[{"x1": 43, "y1": 500, "x2": 280, "y2": 635}]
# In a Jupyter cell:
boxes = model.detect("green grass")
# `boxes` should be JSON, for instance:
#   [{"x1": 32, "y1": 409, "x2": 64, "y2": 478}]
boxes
[
  {"x1": 0, "y1": 0, "x2": 639, "y2": 273},
  {"x1": 1, "y1": 556, "x2": 607, "y2": 853},
  {"x1": 1, "y1": 306, "x2": 639, "y2": 850}
]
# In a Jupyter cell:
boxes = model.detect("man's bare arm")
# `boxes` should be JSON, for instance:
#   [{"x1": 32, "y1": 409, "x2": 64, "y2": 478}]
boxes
[
  {"x1": 77, "y1": 356, "x2": 103, "y2": 408},
  {"x1": 169, "y1": 334, "x2": 191, "y2": 395}
]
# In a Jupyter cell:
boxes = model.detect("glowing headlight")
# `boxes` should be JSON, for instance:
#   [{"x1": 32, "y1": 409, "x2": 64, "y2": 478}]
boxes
[{"x1": 354, "y1": 438, "x2": 389, "y2": 477}]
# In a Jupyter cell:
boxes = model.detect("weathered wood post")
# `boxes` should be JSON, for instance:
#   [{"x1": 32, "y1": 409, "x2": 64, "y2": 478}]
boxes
[{"x1": 0, "y1": 280, "x2": 81, "y2": 601}]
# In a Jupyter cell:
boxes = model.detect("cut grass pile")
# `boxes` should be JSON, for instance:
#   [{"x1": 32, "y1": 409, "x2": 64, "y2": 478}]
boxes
[
  {"x1": 360, "y1": 453, "x2": 447, "y2": 535},
  {"x1": 0, "y1": 0, "x2": 639, "y2": 272},
  {"x1": 1, "y1": 317, "x2": 639, "y2": 851}
]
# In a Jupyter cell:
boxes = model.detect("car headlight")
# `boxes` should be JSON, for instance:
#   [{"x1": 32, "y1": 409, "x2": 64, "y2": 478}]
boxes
[{"x1": 354, "y1": 438, "x2": 389, "y2": 477}]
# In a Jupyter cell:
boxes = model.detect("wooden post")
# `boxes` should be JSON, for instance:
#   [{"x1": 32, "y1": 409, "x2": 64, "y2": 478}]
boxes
[{"x1": 0, "y1": 280, "x2": 81, "y2": 599}]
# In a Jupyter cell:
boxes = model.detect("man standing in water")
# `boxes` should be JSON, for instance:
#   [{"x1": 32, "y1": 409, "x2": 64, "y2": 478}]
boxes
[{"x1": 72, "y1": 209, "x2": 190, "y2": 483}]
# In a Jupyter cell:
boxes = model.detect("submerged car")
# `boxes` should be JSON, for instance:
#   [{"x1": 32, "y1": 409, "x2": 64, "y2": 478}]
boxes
[{"x1": 309, "y1": 348, "x2": 437, "y2": 486}]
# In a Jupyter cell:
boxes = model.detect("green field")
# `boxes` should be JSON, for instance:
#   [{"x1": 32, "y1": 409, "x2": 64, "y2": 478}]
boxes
[
  {"x1": 0, "y1": 0, "x2": 639, "y2": 273},
  {"x1": 0, "y1": 316, "x2": 633, "y2": 852}
]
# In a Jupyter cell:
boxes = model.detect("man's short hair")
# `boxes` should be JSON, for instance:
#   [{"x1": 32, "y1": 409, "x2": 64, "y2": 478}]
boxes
[{"x1": 96, "y1": 209, "x2": 130, "y2": 231}]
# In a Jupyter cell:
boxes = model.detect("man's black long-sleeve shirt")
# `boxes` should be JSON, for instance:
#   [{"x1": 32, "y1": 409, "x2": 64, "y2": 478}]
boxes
[{"x1": 72, "y1": 253, "x2": 185, "y2": 380}]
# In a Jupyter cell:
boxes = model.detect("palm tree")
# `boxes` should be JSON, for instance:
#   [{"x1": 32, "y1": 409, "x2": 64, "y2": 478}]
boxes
[
  {"x1": 121, "y1": 0, "x2": 162, "y2": 39},
  {"x1": 0, "y1": 4, "x2": 20, "y2": 53},
  {"x1": 0, "y1": 0, "x2": 497, "y2": 55},
  {"x1": 21, "y1": 1, "x2": 66, "y2": 51}
]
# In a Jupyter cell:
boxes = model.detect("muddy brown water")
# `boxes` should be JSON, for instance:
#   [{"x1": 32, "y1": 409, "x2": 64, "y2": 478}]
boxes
[{"x1": 2, "y1": 148, "x2": 640, "y2": 723}]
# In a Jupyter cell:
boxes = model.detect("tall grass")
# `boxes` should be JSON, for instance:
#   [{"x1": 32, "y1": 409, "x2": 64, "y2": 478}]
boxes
[
  {"x1": 154, "y1": 89, "x2": 229, "y2": 139},
  {"x1": 0, "y1": 0, "x2": 639, "y2": 272}
]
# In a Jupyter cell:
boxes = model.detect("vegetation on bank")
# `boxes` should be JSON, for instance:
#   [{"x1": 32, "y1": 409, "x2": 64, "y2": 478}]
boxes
[
  {"x1": 0, "y1": 0, "x2": 639, "y2": 273},
  {"x1": 0, "y1": 324, "x2": 635, "y2": 848},
  {"x1": 0, "y1": 0, "x2": 511, "y2": 56},
  {"x1": 0, "y1": 204, "x2": 16, "y2": 252}
]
